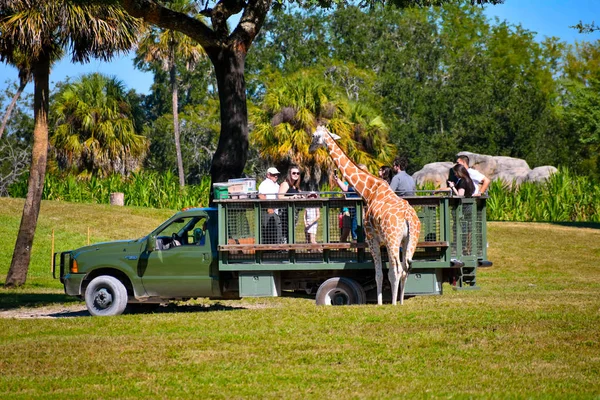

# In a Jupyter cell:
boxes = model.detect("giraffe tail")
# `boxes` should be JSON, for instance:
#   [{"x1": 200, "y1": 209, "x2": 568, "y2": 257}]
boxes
[{"x1": 405, "y1": 211, "x2": 421, "y2": 265}]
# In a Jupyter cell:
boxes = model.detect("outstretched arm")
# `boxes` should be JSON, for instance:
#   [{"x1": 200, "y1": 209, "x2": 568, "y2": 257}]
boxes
[
  {"x1": 478, "y1": 176, "x2": 491, "y2": 195},
  {"x1": 334, "y1": 175, "x2": 349, "y2": 192}
]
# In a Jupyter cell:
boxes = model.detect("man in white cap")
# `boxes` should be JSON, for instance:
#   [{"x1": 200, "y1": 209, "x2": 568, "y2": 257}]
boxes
[
  {"x1": 258, "y1": 167, "x2": 281, "y2": 199},
  {"x1": 258, "y1": 167, "x2": 282, "y2": 244}
]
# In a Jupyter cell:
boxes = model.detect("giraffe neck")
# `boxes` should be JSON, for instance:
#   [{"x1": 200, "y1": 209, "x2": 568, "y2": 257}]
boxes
[{"x1": 323, "y1": 133, "x2": 377, "y2": 199}]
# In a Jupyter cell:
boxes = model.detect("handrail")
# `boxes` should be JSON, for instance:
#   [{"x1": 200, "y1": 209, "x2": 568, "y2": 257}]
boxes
[{"x1": 218, "y1": 241, "x2": 449, "y2": 252}]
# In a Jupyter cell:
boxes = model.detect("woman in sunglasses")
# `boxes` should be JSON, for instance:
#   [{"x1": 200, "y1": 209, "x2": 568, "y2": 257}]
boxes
[
  {"x1": 278, "y1": 166, "x2": 301, "y2": 198},
  {"x1": 278, "y1": 166, "x2": 302, "y2": 243}
]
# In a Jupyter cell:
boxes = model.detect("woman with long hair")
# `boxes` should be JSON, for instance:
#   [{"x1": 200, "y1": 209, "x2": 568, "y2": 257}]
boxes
[
  {"x1": 378, "y1": 165, "x2": 393, "y2": 184},
  {"x1": 278, "y1": 165, "x2": 301, "y2": 197},
  {"x1": 448, "y1": 164, "x2": 475, "y2": 198},
  {"x1": 278, "y1": 165, "x2": 302, "y2": 243}
]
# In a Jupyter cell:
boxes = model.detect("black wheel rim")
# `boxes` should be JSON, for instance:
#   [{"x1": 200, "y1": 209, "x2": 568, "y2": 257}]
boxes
[{"x1": 93, "y1": 287, "x2": 114, "y2": 310}]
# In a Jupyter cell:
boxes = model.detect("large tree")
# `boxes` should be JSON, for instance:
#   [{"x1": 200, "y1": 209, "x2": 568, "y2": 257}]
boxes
[
  {"x1": 116, "y1": 0, "x2": 502, "y2": 188},
  {"x1": 0, "y1": 0, "x2": 141, "y2": 287}
]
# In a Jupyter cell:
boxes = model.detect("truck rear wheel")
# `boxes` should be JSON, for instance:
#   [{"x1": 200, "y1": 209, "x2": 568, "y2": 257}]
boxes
[
  {"x1": 315, "y1": 277, "x2": 366, "y2": 306},
  {"x1": 85, "y1": 275, "x2": 128, "y2": 316}
]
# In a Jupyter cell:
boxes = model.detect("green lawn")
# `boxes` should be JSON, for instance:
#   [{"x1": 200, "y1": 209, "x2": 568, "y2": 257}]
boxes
[{"x1": 1, "y1": 197, "x2": 599, "y2": 399}]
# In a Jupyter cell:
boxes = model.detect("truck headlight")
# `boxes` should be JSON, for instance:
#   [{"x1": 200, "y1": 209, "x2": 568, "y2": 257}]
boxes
[{"x1": 71, "y1": 259, "x2": 78, "y2": 274}]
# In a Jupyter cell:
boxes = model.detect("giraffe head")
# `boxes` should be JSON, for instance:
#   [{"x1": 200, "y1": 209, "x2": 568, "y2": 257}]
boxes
[{"x1": 309, "y1": 126, "x2": 340, "y2": 153}]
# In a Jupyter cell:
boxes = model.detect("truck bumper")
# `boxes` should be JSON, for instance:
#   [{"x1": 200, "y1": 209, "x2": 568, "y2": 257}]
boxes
[{"x1": 63, "y1": 273, "x2": 86, "y2": 296}]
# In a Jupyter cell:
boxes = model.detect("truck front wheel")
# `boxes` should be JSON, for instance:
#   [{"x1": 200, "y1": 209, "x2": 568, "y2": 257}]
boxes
[
  {"x1": 85, "y1": 275, "x2": 128, "y2": 316},
  {"x1": 315, "y1": 277, "x2": 366, "y2": 306}
]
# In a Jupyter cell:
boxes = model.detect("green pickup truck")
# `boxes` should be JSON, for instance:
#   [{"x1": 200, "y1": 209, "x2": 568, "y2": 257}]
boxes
[{"x1": 55, "y1": 193, "x2": 492, "y2": 316}]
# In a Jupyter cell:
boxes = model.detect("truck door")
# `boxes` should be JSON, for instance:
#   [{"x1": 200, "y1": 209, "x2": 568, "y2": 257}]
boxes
[{"x1": 141, "y1": 215, "x2": 213, "y2": 298}]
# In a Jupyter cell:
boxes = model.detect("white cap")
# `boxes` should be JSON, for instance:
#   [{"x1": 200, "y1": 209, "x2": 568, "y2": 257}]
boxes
[{"x1": 267, "y1": 167, "x2": 280, "y2": 175}]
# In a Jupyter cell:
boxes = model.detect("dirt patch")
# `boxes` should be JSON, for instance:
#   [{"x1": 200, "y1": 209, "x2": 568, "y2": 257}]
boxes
[
  {"x1": 0, "y1": 300, "x2": 279, "y2": 319},
  {"x1": 0, "y1": 305, "x2": 89, "y2": 319}
]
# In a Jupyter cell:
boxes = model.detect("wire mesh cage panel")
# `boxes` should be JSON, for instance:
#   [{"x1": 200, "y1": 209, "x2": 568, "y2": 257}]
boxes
[
  {"x1": 294, "y1": 202, "x2": 325, "y2": 262},
  {"x1": 461, "y1": 202, "x2": 474, "y2": 256},
  {"x1": 450, "y1": 203, "x2": 459, "y2": 258},
  {"x1": 225, "y1": 203, "x2": 256, "y2": 262},
  {"x1": 476, "y1": 200, "x2": 485, "y2": 258},
  {"x1": 328, "y1": 199, "x2": 359, "y2": 261},
  {"x1": 259, "y1": 201, "x2": 287, "y2": 245},
  {"x1": 414, "y1": 203, "x2": 444, "y2": 260},
  {"x1": 417, "y1": 204, "x2": 441, "y2": 242}
]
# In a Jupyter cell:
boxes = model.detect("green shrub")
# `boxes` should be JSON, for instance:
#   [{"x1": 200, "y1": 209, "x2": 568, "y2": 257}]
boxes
[
  {"x1": 9, "y1": 171, "x2": 211, "y2": 210},
  {"x1": 487, "y1": 168, "x2": 600, "y2": 222}
]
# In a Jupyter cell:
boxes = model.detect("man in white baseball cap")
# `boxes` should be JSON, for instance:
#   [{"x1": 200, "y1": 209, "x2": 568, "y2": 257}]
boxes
[
  {"x1": 258, "y1": 167, "x2": 282, "y2": 244},
  {"x1": 259, "y1": 167, "x2": 280, "y2": 199}
]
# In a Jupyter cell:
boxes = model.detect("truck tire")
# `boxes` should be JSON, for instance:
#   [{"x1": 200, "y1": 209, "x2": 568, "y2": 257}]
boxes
[
  {"x1": 85, "y1": 275, "x2": 128, "y2": 316},
  {"x1": 347, "y1": 278, "x2": 367, "y2": 305},
  {"x1": 315, "y1": 277, "x2": 366, "y2": 306}
]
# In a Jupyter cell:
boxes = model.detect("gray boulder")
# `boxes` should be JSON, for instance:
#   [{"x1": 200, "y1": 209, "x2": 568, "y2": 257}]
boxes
[
  {"x1": 412, "y1": 162, "x2": 454, "y2": 188},
  {"x1": 457, "y1": 151, "x2": 497, "y2": 178},
  {"x1": 413, "y1": 152, "x2": 557, "y2": 188},
  {"x1": 493, "y1": 156, "x2": 531, "y2": 186},
  {"x1": 527, "y1": 166, "x2": 558, "y2": 183}
]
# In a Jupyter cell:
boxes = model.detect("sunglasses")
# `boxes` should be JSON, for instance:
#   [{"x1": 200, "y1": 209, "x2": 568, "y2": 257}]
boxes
[{"x1": 291, "y1": 172, "x2": 300, "y2": 175}]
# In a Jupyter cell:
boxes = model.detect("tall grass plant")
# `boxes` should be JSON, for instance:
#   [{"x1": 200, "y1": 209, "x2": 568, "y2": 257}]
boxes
[
  {"x1": 487, "y1": 168, "x2": 600, "y2": 222},
  {"x1": 9, "y1": 171, "x2": 212, "y2": 210}
]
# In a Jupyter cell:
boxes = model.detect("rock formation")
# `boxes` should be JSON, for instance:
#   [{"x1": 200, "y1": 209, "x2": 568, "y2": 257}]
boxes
[{"x1": 412, "y1": 151, "x2": 557, "y2": 188}]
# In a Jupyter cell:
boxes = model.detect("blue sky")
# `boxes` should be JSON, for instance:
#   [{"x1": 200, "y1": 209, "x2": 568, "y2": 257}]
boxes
[{"x1": 1, "y1": 0, "x2": 600, "y2": 96}]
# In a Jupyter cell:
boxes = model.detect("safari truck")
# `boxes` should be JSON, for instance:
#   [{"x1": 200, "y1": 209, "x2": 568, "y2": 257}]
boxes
[{"x1": 54, "y1": 187, "x2": 492, "y2": 316}]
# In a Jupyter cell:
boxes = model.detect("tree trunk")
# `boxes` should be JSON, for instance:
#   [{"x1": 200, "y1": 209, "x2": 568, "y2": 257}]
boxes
[
  {"x1": 5, "y1": 58, "x2": 50, "y2": 287},
  {"x1": 208, "y1": 47, "x2": 248, "y2": 187},
  {"x1": 0, "y1": 78, "x2": 28, "y2": 140},
  {"x1": 171, "y1": 62, "x2": 185, "y2": 187}
]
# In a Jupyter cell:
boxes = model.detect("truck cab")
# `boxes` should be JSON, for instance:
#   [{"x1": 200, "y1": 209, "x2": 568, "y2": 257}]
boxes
[{"x1": 56, "y1": 208, "x2": 226, "y2": 316}]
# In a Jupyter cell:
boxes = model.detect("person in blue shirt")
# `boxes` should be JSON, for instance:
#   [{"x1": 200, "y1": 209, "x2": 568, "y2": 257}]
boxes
[{"x1": 390, "y1": 157, "x2": 416, "y2": 196}]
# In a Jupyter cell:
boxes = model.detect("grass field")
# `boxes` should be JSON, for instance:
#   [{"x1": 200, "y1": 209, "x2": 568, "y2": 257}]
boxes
[{"x1": 1, "y1": 197, "x2": 599, "y2": 398}]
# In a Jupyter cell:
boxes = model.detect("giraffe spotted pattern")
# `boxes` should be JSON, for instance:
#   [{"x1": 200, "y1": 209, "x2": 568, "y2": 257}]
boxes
[{"x1": 310, "y1": 126, "x2": 421, "y2": 305}]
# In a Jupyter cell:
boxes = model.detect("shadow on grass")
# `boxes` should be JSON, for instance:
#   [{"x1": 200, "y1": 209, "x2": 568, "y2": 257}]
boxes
[
  {"x1": 552, "y1": 221, "x2": 600, "y2": 230},
  {"x1": 0, "y1": 291, "x2": 248, "y2": 318},
  {"x1": 46, "y1": 303, "x2": 247, "y2": 318},
  {"x1": 0, "y1": 292, "x2": 81, "y2": 311}
]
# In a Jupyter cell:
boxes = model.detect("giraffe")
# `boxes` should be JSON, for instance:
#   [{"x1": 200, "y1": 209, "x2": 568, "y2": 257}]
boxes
[{"x1": 309, "y1": 125, "x2": 421, "y2": 305}]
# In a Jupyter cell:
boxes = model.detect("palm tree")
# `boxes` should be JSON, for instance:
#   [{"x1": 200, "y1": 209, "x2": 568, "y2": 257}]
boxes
[
  {"x1": 51, "y1": 73, "x2": 148, "y2": 177},
  {"x1": 134, "y1": 0, "x2": 206, "y2": 187},
  {"x1": 0, "y1": 0, "x2": 141, "y2": 287},
  {"x1": 250, "y1": 72, "x2": 394, "y2": 189}
]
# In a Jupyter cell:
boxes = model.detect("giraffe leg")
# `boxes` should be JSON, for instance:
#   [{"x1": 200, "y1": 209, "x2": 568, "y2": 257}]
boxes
[
  {"x1": 399, "y1": 267, "x2": 408, "y2": 306},
  {"x1": 388, "y1": 245, "x2": 401, "y2": 305},
  {"x1": 398, "y1": 223, "x2": 411, "y2": 305},
  {"x1": 368, "y1": 238, "x2": 383, "y2": 305},
  {"x1": 364, "y1": 218, "x2": 384, "y2": 305}
]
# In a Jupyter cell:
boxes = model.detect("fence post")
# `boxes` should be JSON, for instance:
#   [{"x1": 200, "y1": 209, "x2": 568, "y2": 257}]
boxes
[{"x1": 110, "y1": 192, "x2": 124, "y2": 206}]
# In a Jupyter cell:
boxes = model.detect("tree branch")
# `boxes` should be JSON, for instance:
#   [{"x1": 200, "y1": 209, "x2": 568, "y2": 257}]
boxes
[
  {"x1": 571, "y1": 21, "x2": 600, "y2": 34},
  {"x1": 119, "y1": 0, "x2": 218, "y2": 48}
]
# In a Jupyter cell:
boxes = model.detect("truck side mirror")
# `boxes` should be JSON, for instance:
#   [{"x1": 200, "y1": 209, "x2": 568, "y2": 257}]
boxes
[{"x1": 146, "y1": 235, "x2": 156, "y2": 252}]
